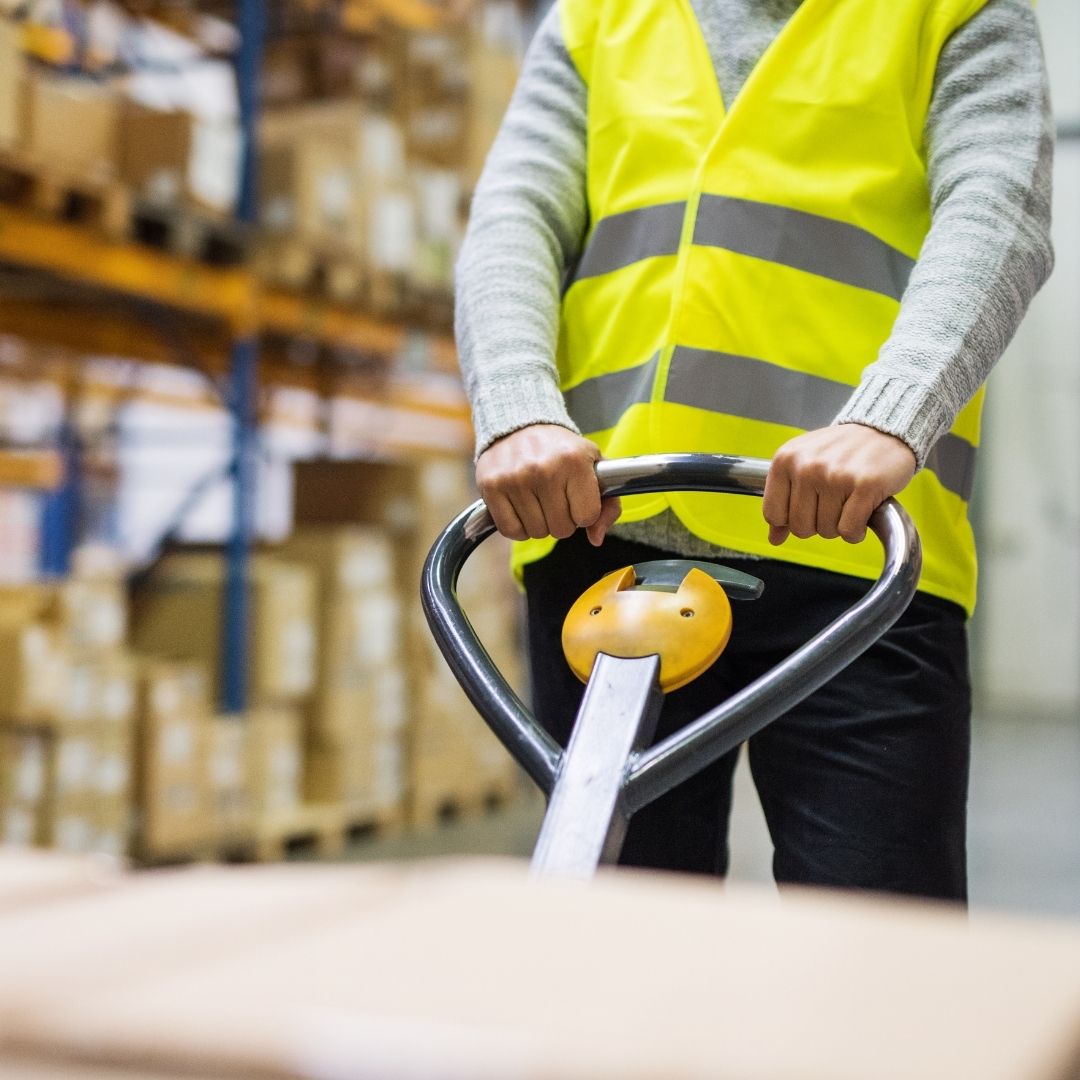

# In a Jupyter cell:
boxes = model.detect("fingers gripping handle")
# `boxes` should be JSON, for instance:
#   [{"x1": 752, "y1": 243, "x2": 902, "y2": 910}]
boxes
[{"x1": 420, "y1": 453, "x2": 922, "y2": 804}]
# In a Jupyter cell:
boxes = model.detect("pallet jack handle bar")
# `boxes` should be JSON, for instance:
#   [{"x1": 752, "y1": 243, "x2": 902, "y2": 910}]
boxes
[{"x1": 420, "y1": 453, "x2": 921, "y2": 808}]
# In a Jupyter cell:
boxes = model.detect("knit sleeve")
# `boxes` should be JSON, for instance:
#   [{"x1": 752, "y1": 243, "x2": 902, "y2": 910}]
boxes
[
  {"x1": 454, "y1": 3, "x2": 589, "y2": 458},
  {"x1": 834, "y1": 0, "x2": 1055, "y2": 468}
]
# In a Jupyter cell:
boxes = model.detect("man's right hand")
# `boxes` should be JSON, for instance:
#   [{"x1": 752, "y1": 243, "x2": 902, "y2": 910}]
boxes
[{"x1": 475, "y1": 424, "x2": 622, "y2": 546}]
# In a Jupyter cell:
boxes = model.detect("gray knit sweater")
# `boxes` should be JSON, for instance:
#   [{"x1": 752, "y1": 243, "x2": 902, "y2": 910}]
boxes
[{"x1": 455, "y1": 0, "x2": 1054, "y2": 558}]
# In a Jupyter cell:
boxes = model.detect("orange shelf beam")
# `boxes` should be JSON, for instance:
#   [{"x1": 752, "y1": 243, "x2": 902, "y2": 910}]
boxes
[
  {"x1": 0, "y1": 449, "x2": 63, "y2": 491},
  {"x1": 0, "y1": 207, "x2": 257, "y2": 333},
  {"x1": 259, "y1": 288, "x2": 406, "y2": 356}
]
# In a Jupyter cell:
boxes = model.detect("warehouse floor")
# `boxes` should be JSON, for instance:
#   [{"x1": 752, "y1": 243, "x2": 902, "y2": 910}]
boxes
[{"x1": 331, "y1": 709, "x2": 1080, "y2": 919}]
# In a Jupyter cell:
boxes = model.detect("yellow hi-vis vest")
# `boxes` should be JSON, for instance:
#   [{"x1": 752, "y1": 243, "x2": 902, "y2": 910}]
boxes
[{"x1": 512, "y1": 0, "x2": 990, "y2": 615}]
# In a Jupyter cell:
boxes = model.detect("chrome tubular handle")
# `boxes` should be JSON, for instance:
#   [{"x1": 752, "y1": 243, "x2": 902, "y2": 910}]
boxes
[{"x1": 420, "y1": 453, "x2": 922, "y2": 801}]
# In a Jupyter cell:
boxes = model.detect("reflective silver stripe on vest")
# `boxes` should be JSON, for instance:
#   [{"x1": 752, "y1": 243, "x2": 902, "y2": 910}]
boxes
[
  {"x1": 666, "y1": 347, "x2": 975, "y2": 500},
  {"x1": 570, "y1": 202, "x2": 686, "y2": 283},
  {"x1": 693, "y1": 195, "x2": 915, "y2": 302},
  {"x1": 565, "y1": 345, "x2": 976, "y2": 500},
  {"x1": 563, "y1": 354, "x2": 660, "y2": 434},
  {"x1": 923, "y1": 433, "x2": 978, "y2": 506}
]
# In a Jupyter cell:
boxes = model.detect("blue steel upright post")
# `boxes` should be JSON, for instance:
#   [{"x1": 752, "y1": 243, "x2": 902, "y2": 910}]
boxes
[
  {"x1": 221, "y1": 0, "x2": 266, "y2": 712},
  {"x1": 39, "y1": 421, "x2": 80, "y2": 576}
]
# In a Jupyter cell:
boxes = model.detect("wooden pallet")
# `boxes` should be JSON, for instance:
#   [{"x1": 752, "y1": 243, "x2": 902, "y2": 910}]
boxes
[
  {"x1": 340, "y1": 799, "x2": 407, "y2": 846},
  {"x1": 256, "y1": 235, "x2": 366, "y2": 304},
  {"x1": 0, "y1": 149, "x2": 131, "y2": 241},
  {"x1": 204, "y1": 804, "x2": 346, "y2": 864},
  {"x1": 131, "y1": 199, "x2": 249, "y2": 268},
  {"x1": 408, "y1": 774, "x2": 520, "y2": 831},
  {"x1": 246, "y1": 803, "x2": 350, "y2": 862}
]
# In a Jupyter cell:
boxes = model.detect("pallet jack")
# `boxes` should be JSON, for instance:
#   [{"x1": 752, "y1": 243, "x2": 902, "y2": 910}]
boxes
[{"x1": 422, "y1": 453, "x2": 920, "y2": 881}]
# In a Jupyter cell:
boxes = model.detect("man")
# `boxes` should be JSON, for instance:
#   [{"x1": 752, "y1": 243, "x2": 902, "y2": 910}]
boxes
[{"x1": 455, "y1": 0, "x2": 1054, "y2": 901}]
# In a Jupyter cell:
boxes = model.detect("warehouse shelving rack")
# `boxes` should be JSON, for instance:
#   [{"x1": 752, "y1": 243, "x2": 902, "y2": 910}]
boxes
[{"x1": 0, "y1": 0, "x2": 468, "y2": 712}]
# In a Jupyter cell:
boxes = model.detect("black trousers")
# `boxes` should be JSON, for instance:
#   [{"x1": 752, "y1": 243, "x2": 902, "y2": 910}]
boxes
[{"x1": 523, "y1": 531, "x2": 971, "y2": 903}]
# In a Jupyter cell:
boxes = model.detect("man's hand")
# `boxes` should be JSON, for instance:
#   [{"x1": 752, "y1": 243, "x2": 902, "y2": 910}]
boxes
[
  {"x1": 762, "y1": 425, "x2": 917, "y2": 546},
  {"x1": 476, "y1": 424, "x2": 622, "y2": 546}
]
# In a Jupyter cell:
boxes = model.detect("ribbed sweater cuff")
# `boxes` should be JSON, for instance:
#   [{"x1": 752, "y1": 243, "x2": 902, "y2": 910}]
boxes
[
  {"x1": 470, "y1": 370, "x2": 579, "y2": 459},
  {"x1": 833, "y1": 375, "x2": 952, "y2": 470}
]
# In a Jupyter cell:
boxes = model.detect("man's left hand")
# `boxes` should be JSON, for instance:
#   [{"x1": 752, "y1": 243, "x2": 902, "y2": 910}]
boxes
[{"x1": 762, "y1": 424, "x2": 917, "y2": 546}]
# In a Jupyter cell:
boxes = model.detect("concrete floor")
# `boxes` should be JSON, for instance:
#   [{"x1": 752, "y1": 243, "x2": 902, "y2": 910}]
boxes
[{"x1": 338, "y1": 710, "x2": 1080, "y2": 921}]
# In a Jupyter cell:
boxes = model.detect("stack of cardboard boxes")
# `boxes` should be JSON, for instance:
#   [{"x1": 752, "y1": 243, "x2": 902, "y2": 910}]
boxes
[
  {"x1": 0, "y1": 3, "x2": 520, "y2": 317},
  {"x1": 292, "y1": 455, "x2": 524, "y2": 825},
  {"x1": 0, "y1": 566, "x2": 137, "y2": 857},
  {"x1": 130, "y1": 530, "x2": 414, "y2": 838},
  {"x1": 279, "y1": 527, "x2": 407, "y2": 825},
  {"x1": 130, "y1": 553, "x2": 314, "y2": 846},
  {"x1": 407, "y1": 458, "x2": 524, "y2": 822},
  {"x1": 258, "y1": 100, "x2": 408, "y2": 307},
  {"x1": 0, "y1": 10, "x2": 243, "y2": 222},
  {"x1": 0, "y1": 453, "x2": 529, "y2": 861},
  {"x1": 132, "y1": 658, "x2": 211, "y2": 860},
  {"x1": 256, "y1": 5, "x2": 523, "y2": 317}
]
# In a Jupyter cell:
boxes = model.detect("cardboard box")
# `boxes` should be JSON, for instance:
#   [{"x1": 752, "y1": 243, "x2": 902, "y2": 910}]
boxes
[
  {"x1": 260, "y1": 102, "x2": 367, "y2": 252},
  {"x1": 261, "y1": 134, "x2": 364, "y2": 250},
  {"x1": 131, "y1": 555, "x2": 317, "y2": 705},
  {"x1": 43, "y1": 795, "x2": 97, "y2": 855},
  {"x1": 33, "y1": 721, "x2": 97, "y2": 854},
  {"x1": 93, "y1": 717, "x2": 134, "y2": 805},
  {"x1": 277, "y1": 527, "x2": 402, "y2": 740},
  {"x1": 464, "y1": 23, "x2": 521, "y2": 187},
  {"x1": 328, "y1": 589, "x2": 402, "y2": 678},
  {"x1": 58, "y1": 659, "x2": 105, "y2": 727},
  {"x1": 261, "y1": 39, "x2": 313, "y2": 105},
  {"x1": 60, "y1": 576, "x2": 128, "y2": 654},
  {"x1": 410, "y1": 167, "x2": 463, "y2": 292},
  {"x1": 367, "y1": 184, "x2": 416, "y2": 277},
  {"x1": 207, "y1": 715, "x2": 252, "y2": 841},
  {"x1": 410, "y1": 650, "x2": 519, "y2": 821},
  {"x1": 291, "y1": 459, "x2": 422, "y2": 554},
  {"x1": 261, "y1": 33, "x2": 365, "y2": 105},
  {"x1": 1, "y1": 689, "x2": 135, "y2": 856},
  {"x1": 290, "y1": 456, "x2": 520, "y2": 743},
  {"x1": 248, "y1": 705, "x2": 302, "y2": 818},
  {"x1": 277, "y1": 527, "x2": 396, "y2": 596},
  {"x1": 116, "y1": 99, "x2": 194, "y2": 205},
  {"x1": 0, "y1": 803, "x2": 38, "y2": 847},
  {"x1": 187, "y1": 118, "x2": 242, "y2": 217},
  {"x1": 95, "y1": 655, "x2": 137, "y2": 726},
  {"x1": 0, "y1": 621, "x2": 65, "y2": 721},
  {"x1": 0, "y1": 727, "x2": 48, "y2": 809},
  {"x1": 0, "y1": 583, "x2": 55, "y2": 624},
  {"x1": 91, "y1": 804, "x2": 131, "y2": 860},
  {"x1": 3, "y1": 861, "x2": 1080, "y2": 1079},
  {"x1": 0, "y1": 574, "x2": 127, "y2": 669},
  {"x1": 396, "y1": 27, "x2": 469, "y2": 172},
  {"x1": 132, "y1": 661, "x2": 210, "y2": 858},
  {"x1": 23, "y1": 72, "x2": 119, "y2": 181},
  {"x1": 304, "y1": 724, "x2": 380, "y2": 811},
  {"x1": 251, "y1": 560, "x2": 317, "y2": 703},
  {"x1": 42, "y1": 710, "x2": 134, "y2": 856},
  {"x1": 0, "y1": 18, "x2": 25, "y2": 150},
  {"x1": 0, "y1": 726, "x2": 48, "y2": 845},
  {"x1": 302, "y1": 673, "x2": 407, "y2": 813}
]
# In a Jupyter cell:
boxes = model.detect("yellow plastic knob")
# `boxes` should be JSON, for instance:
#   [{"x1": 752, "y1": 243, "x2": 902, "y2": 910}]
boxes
[{"x1": 561, "y1": 565, "x2": 733, "y2": 693}]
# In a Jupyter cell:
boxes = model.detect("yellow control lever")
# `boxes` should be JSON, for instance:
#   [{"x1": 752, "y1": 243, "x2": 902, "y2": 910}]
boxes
[{"x1": 561, "y1": 565, "x2": 734, "y2": 693}]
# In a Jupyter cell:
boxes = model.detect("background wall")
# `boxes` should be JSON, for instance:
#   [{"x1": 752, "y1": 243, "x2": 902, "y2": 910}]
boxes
[{"x1": 974, "y1": 0, "x2": 1080, "y2": 713}]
